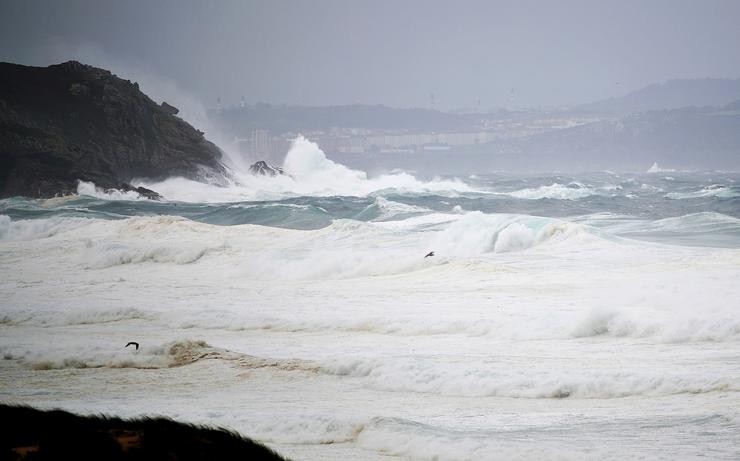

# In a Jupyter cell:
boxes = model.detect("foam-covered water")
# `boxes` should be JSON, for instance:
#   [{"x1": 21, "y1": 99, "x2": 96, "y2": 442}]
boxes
[{"x1": 1, "y1": 138, "x2": 739, "y2": 460}]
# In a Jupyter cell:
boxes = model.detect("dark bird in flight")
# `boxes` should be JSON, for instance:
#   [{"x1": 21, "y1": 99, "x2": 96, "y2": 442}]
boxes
[
  {"x1": 424, "y1": 251, "x2": 435, "y2": 258},
  {"x1": 125, "y1": 342, "x2": 139, "y2": 350}
]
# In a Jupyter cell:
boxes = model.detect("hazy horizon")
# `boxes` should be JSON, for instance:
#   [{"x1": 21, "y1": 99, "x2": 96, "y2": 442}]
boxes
[{"x1": 2, "y1": 0, "x2": 740, "y2": 111}]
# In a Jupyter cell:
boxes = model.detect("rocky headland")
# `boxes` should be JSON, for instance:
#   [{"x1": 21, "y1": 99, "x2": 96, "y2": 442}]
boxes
[{"x1": 0, "y1": 61, "x2": 225, "y2": 199}]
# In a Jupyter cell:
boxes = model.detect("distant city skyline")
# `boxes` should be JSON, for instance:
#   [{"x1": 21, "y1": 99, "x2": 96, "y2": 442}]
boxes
[{"x1": 2, "y1": 0, "x2": 740, "y2": 110}]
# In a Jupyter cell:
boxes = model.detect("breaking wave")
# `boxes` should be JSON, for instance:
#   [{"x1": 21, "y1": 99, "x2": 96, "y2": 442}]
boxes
[
  {"x1": 25, "y1": 340, "x2": 218, "y2": 370},
  {"x1": 134, "y1": 136, "x2": 475, "y2": 202},
  {"x1": 431, "y1": 211, "x2": 587, "y2": 256},
  {"x1": 0, "y1": 214, "x2": 93, "y2": 241},
  {"x1": 647, "y1": 162, "x2": 676, "y2": 173},
  {"x1": 666, "y1": 184, "x2": 740, "y2": 199},
  {"x1": 76, "y1": 181, "x2": 153, "y2": 201},
  {"x1": 322, "y1": 357, "x2": 736, "y2": 399},
  {"x1": 503, "y1": 182, "x2": 598, "y2": 200},
  {"x1": 354, "y1": 196, "x2": 431, "y2": 222}
]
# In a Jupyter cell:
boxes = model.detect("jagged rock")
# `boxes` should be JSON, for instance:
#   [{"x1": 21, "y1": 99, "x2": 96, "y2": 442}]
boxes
[
  {"x1": 248, "y1": 160, "x2": 285, "y2": 176},
  {"x1": 160, "y1": 101, "x2": 179, "y2": 115},
  {"x1": 0, "y1": 60, "x2": 226, "y2": 198},
  {"x1": 116, "y1": 183, "x2": 162, "y2": 200}
]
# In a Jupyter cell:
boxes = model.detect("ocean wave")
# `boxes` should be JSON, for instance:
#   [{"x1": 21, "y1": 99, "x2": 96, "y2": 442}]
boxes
[
  {"x1": 72, "y1": 216, "x2": 224, "y2": 268},
  {"x1": 169, "y1": 298, "x2": 740, "y2": 344},
  {"x1": 647, "y1": 162, "x2": 676, "y2": 173},
  {"x1": 81, "y1": 240, "x2": 211, "y2": 268},
  {"x1": 638, "y1": 212, "x2": 740, "y2": 233},
  {"x1": 665, "y1": 184, "x2": 740, "y2": 199},
  {"x1": 431, "y1": 211, "x2": 586, "y2": 256},
  {"x1": 323, "y1": 357, "x2": 737, "y2": 399},
  {"x1": 245, "y1": 415, "x2": 365, "y2": 445},
  {"x1": 22, "y1": 340, "x2": 322, "y2": 379},
  {"x1": 61, "y1": 307, "x2": 155, "y2": 325},
  {"x1": 16, "y1": 335, "x2": 739, "y2": 399},
  {"x1": 571, "y1": 211, "x2": 740, "y2": 248},
  {"x1": 353, "y1": 196, "x2": 431, "y2": 222},
  {"x1": 135, "y1": 136, "x2": 475, "y2": 202},
  {"x1": 2, "y1": 211, "x2": 605, "y2": 280},
  {"x1": 571, "y1": 307, "x2": 740, "y2": 343},
  {"x1": 503, "y1": 182, "x2": 598, "y2": 200},
  {"x1": 250, "y1": 412, "x2": 736, "y2": 459},
  {"x1": 76, "y1": 180, "x2": 153, "y2": 201},
  {"x1": 353, "y1": 416, "x2": 582, "y2": 461},
  {"x1": 591, "y1": 212, "x2": 740, "y2": 246},
  {"x1": 351, "y1": 415, "x2": 727, "y2": 461},
  {"x1": 25, "y1": 340, "x2": 218, "y2": 370},
  {"x1": 0, "y1": 214, "x2": 94, "y2": 241}
]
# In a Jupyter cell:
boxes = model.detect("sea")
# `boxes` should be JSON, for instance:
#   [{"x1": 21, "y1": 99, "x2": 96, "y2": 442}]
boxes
[{"x1": 1, "y1": 137, "x2": 739, "y2": 460}]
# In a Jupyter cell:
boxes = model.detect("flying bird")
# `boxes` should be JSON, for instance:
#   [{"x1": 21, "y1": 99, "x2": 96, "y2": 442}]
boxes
[
  {"x1": 125, "y1": 342, "x2": 139, "y2": 350},
  {"x1": 424, "y1": 251, "x2": 435, "y2": 258}
]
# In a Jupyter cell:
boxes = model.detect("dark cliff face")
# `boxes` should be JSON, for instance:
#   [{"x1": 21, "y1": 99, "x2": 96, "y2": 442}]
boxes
[{"x1": 0, "y1": 61, "x2": 225, "y2": 198}]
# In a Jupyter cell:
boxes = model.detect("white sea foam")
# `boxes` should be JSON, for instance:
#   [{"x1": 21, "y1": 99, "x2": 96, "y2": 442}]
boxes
[
  {"x1": 504, "y1": 182, "x2": 597, "y2": 200},
  {"x1": 0, "y1": 214, "x2": 93, "y2": 241},
  {"x1": 431, "y1": 211, "x2": 584, "y2": 257},
  {"x1": 571, "y1": 306, "x2": 740, "y2": 343},
  {"x1": 76, "y1": 180, "x2": 151, "y2": 201},
  {"x1": 25, "y1": 340, "x2": 216, "y2": 370},
  {"x1": 81, "y1": 240, "x2": 212, "y2": 268},
  {"x1": 353, "y1": 417, "x2": 597, "y2": 461},
  {"x1": 246, "y1": 414, "x2": 365, "y2": 445},
  {"x1": 647, "y1": 162, "x2": 676, "y2": 173},
  {"x1": 588, "y1": 212, "x2": 740, "y2": 245},
  {"x1": 61, "y1": 307, "x2": 154, "y2": 325},
  {"x1": 666, "y1": 184, "x2": 739, "y2": 199},
  {"x1": 323, "y1": 356, "x2": 736, "y2": 399},
  {"x1": 3, "y1": 196, "x2": 740, "y2": 460},
  {"x1": 135, "y1": 136, "x2": 475, "y2": 202},
  {"x1": 351, "y1": 196, "x2": 431, "y2": 222}
]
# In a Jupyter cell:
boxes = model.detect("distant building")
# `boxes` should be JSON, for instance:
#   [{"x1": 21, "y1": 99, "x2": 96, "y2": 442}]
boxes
[{"x1": 253, "y1": 129, "x2": 270, "y2": 158}]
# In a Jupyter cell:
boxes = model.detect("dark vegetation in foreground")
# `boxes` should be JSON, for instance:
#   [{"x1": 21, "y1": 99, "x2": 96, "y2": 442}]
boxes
[{"x1": 0, "y1": 404, "x2": 287, "y2": 461}]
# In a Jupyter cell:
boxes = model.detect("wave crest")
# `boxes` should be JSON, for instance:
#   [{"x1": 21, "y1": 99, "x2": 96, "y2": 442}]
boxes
[
  {"x1": 135, "y1": 136, "x2": 474, "y2": 202},
  {"x1": 432, "y1": 211, "x2": 585, "y2": 257},
  {"x1": 505, "y1": 182, "x2": 597, "y2": 200}
]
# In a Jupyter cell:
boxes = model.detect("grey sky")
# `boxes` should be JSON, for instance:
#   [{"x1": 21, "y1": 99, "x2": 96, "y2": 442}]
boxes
[{"x1": 1, "y1": 0, "x2": 739, "y2": 110}]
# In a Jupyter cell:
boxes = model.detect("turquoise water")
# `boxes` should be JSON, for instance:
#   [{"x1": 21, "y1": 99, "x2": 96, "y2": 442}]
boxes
[{"x1": 3, "y1": 171, "x2": 739, "y2": 247}]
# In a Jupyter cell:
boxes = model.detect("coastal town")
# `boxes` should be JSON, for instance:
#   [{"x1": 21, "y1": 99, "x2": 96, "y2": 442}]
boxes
[{"x1": 214, "y1": 102, "x2": 596, "y2": 162}]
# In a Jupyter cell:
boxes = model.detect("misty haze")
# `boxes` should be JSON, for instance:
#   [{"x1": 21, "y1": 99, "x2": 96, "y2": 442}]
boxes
[{"x1": 1, "y1": 1, "x2": 739, "y2": 460}]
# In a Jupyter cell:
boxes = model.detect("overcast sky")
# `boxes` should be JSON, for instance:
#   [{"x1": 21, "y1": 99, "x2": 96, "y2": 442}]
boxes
[{"x1": 1, "y1": 0, "x2": 739, "y2": 110}]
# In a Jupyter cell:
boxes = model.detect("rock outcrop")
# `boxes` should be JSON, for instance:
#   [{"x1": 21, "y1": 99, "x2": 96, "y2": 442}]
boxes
[
  {"x1": 0, "y1": 61, "x2": 226, "y2": 198},
  {"x1": 248, "y1": 160, "x2": 285, "y2": 176}
]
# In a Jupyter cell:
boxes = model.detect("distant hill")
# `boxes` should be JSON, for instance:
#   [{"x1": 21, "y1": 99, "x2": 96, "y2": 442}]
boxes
[
  {"x1": 211, "y1": 103, "x2": 476, "y2": 135},
  {"x1": 485, "y1": 101, "x2": 740, "y2": 171},
  {"x1": 336, "y1": 100, "x2": 740, "y2": 175},
  {"x1": 575, "y1": 78, "x2": 740, "y2": 115}
]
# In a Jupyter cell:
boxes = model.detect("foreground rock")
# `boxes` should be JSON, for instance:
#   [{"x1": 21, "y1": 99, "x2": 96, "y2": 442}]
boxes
[
  {"x1": 116, "y1": 183, "x2": 162, "y2": 200},
  {"x1": 0, "y1": 61, "x2": 226, "y2": 199},
  {"x1": 248, "y1": 160, "x2": 285, "y2": 176},
  {"x1": 0, "y1": 404, "x2": 287, "y2": 460}
]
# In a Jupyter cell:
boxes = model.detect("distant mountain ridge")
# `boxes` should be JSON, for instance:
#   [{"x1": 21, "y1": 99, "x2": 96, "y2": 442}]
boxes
[
  {"x1": 484, "y1": 100, "x2": 740, "y2": 171},
  {"x1": 213, "y1": 103, "x2": 476, "y2": 134},
  {"x1": 576, "y1": 78, "x2": 740, "y2": 115},
  {"x1": 335, "y1": 99, "x2": 740, "y2": 174}
]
